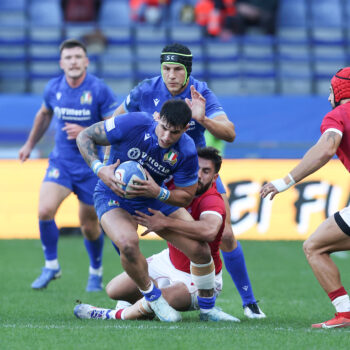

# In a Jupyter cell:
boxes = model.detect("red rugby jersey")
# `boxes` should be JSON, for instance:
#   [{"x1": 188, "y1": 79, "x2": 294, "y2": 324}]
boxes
[
  {"x1": 168, "y1": 182, "x2": 225, "y2": 274},
  {"x1": 321, "y1": 102, "x2": 350, "y2": 173}
]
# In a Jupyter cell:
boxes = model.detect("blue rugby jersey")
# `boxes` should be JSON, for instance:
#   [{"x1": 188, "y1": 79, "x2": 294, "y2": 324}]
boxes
[
  {"x1": 123, "y1": 75, "x2": 225, "y2": 148},
  {"x1": 95, "y1": 112, "x2": 198, "y2": 194},
  {"x1": 43, "y1": 73, "x2": 118, "y2": 162}
]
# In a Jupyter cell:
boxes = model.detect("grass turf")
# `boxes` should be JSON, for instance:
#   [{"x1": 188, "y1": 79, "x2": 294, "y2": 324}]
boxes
[{"x1": 1, "y1": 238, "x2": 350, "y2": 350}]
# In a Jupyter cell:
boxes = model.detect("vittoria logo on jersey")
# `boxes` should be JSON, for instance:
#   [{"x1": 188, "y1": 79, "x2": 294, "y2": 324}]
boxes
[
  {"x1": 163, "y1": 149, "x2": 178, "y2": 166},
  {"x1": 54, "y1": 106, "x2": 91, "y2": 121},
  {"x1": 80, "y1": 91, "x2": 92, "y2": 105},
  {"x1": 48, "y1": 168, "x2": 60, "y2": 179}
]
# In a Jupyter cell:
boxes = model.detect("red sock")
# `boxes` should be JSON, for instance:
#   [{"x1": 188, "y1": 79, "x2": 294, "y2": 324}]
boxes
[
  {"x1": 115, "y1": 309, "x2": 124, "y2": 320},
  {"x1": 328, "y1": 286, "x2": 347, "y2": 301}
]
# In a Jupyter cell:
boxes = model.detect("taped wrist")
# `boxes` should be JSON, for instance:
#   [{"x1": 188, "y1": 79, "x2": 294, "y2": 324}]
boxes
[{"x1": 271, "y1": 173, "x2": 295, "y2": 192}]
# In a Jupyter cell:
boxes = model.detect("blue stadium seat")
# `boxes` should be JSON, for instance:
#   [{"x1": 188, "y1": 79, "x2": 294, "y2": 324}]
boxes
[
  {"x1": 310, "y1": 0, "x2": 343, "y2": 27},
  {"x1": 0, "y1": 0, "x2": 25, "y2": 10},
  {"x1": 277, "y1": 0, "x2": 307, "y2": 27},
  {"x1": 29, "y1": 0, "x2": 63, "y2": 26},
  {"x1": 98, "y1": 0, "x2": 130, "y2": 26}
]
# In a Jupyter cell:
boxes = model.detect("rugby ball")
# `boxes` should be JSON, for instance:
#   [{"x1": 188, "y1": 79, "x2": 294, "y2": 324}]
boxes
[{"x1": 114, "y1": 161, "x2": 147, "y2": 198}]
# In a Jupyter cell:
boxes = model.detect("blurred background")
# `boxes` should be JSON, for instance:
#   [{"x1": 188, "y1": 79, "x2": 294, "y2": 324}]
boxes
[
  {"x1": 0, "y1": 0, "x2": 347, "y2": 158},
  {"x1": 1, "y1": 0, "x2": 348, "y2": 239}
]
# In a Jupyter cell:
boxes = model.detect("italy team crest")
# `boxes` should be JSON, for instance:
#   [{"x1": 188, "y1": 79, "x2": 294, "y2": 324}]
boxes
[
  {"x1": 80, "y1": 91, "x2": 92, "y2": 105},
  {"x1": 163, "y1": 149, "x2": 178, "y2": 165}
]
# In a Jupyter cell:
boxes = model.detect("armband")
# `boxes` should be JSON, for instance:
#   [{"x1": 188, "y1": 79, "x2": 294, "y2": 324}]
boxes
[
  {"x1": 91, "y1": 160, "x2": 105, "y2": 175},
  {"x1": 271, "y1": 173, "x2": 295, "y2": 192},
  {"x1": 157, "y1": 187, "x2": 170, "y2": 202}
]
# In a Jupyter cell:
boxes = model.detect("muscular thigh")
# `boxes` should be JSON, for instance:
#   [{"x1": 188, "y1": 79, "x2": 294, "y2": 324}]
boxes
[
  {"x1": 100, "y1": 208, "x2": 139, "y2": 247},
  {"x1": 307, "y1": 214, "x2": 350, "y2": 253}
]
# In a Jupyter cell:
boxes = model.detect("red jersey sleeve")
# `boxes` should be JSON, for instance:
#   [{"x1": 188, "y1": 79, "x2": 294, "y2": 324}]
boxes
[{"x1": 321, "y1": 108, "x2": 345, "y2": 135}]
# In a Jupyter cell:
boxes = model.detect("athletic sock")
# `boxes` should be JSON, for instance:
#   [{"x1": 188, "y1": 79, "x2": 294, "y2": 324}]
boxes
[
  {"x1": 39, "y1": 219, "x2": 59, "y2": 261},
  {"x1": 197, "y1": 295, "x2": 216, "y2": 313},
  {"x1": 221, "y1": 241, "x2": 256, "y2": 307},
  {"x1": 329, "y1": 287, "x2": 350, "y2": 313},
  {"x1": 45, "y1": 259, "x2": 59, "y2": 270},
  {"x1": 84, "y1": 233, "x2": 104, "y2": 270},
  {"x1": 140, "y1": 281, "x2": 161, "y2": 302}
]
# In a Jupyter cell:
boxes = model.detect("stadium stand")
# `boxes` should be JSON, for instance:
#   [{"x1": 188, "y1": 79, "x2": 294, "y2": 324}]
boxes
[{"x1": 0, "y1": 0, "x2": 350, "y2": 96}]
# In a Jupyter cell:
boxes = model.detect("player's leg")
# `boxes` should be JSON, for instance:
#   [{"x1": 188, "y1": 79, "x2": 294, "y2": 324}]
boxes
[
  {"x1": 220, "y1": 193, "x2": 265, "y2": 319},
  {"x1": 106, "y1": 271, "x2": 142, "y2": 304},
  {"x1": 165, "y1": 208, "x2": 238, "y2": 321},
  {"x1": 31, "y1": 181, "x2": 71, "y2": 289},
  {"x1": 101, "y1": 208, "x2": 181, "y2": 322},
  {"x1": 303, "y1": 211, "x2": 350, "y2": 328},
  {"x1": 79, "y1": 201, "x2": 104, "y2": 292}
]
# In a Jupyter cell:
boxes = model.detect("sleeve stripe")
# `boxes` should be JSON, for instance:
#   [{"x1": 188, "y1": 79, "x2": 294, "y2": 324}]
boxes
[
  {"x1": 324, "y1": 128, "x2": 343, "y2": 137},
  {"x1": 199, "y1": 211, "x2": 223, "y2": 221}
]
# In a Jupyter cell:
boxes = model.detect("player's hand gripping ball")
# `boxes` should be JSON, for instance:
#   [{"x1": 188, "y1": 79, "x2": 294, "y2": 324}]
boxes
[{"x1": 114, "y1": 161, "x2": 147, "y2": 198}]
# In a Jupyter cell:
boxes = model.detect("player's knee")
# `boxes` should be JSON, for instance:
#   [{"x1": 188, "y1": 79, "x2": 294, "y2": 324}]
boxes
[
  {"x1": 191, "y1": 241, "x2": 211, "y2": 264},
  {"x1": 120, "y1": 240, "x2": 140, "y2": 264},
  {"x1": 80, "y1": 220, "x2": 100, "y2": 239},
  {"x1": 303, "y1": 239, "x2": 317, "y2": 260},
  {"x1": 38, "y1": 206, "x2": 55, "y2": 221}
]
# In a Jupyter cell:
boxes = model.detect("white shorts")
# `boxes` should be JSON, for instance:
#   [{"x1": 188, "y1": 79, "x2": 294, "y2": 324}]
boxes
[
  {"x1": 335, "y1": 207, "x2": 350, "y2": 236},
  {"x1": 147, "y1": 248, "x2": 223, "y2": 310}
]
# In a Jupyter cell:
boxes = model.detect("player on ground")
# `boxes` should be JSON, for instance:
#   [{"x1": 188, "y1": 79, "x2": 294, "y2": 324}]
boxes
[
  {"x1": 261, "y1": 67, "x2": 350, "y2": 329},
  {"x1": 74, "y1": 147, "x2": 240, "y2": 321},
  {"x1": 109, "y1": 42, "x2": 264, "y2": 318},
  {"x1": 19, "y1": 39, "x2": 118, "y2": 292},
  {"x1": 76, "y1": 99, "x2": 234, "y2": 322}
]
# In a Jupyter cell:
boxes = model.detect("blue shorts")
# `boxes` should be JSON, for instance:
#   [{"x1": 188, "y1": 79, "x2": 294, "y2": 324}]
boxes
[
  {"x1": 216, "y1": 175, "x2": 226, "y2": 194},
  {"x1": 43, "y1": 157, "x2": 98, "y2": 205},
  {"x1": 94, "y1": 187, "x2": 179, "y2": 221}
]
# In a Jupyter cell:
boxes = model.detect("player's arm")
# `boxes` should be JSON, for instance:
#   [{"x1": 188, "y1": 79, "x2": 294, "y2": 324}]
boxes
[
  {"x1": 76, "y1": 121, "x2": 126, "y2": 196},
  {"x1": 103, "y1": 104, "x2": 127, "y2": 164},
  {"x1": 187, "y1": 85, "x2": 235, "y2": 142},
  {"x1": 19, "y1": 104, "x2": 53, "y2": 162},
  {"x1": 127, "y1": 171, "x2": 197, "y2": 207},
  {"x1": 261, "y1": 131, "x2": 341, "y2": 200},
  {"x1": 112, "y1": 103, "x2": 126, "y2": 117},
  {"x1": 203, "y1": 114, "x2": 236, "y2": 142},
  {"x1": 134, "y1": 208, "x2": 221, "y2": 242}
]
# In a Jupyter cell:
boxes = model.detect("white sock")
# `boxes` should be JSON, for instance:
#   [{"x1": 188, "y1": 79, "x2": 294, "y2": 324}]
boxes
[
  {"x1": 332, "y1": 294, "x2": 350, "y2": 312},
  {"x1": 89, "y1": 266, "x2": 103, "y2": 276},
  {"x1": 45, "y1": 259, "x2": 59, "y2": 270}
]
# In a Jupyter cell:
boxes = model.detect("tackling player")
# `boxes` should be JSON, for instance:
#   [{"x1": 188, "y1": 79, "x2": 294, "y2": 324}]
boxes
[
  {"x1": 19, "y1": 39, "x2": 118, "y2": 292},
  {"x1": 261, "y1": 67, "x2": 350, "y2": 329},
  {"x1": 109, "y1": 42, "x2": 264, "y2": 318},
  {"x1": 74, "y1": 147, "x2": 241, "y2": 321}
]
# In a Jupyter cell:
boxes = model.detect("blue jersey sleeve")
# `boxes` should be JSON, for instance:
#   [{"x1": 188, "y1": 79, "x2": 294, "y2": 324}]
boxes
[
  {"x1": 172, "y1": 138, "x2": 199, "y2": 188},
  {"x1": 123, "y1": 79, "x2": 153, "y2": 112},
  {"x1": 104, "y1": 112, "x2": 151, "y2": 144},
  {"x1": 97, "y1": 82, "x2": 118, "y2": 118},
  {"x1": 42, "y1": 79, "x2": 56, "y2": 111}
]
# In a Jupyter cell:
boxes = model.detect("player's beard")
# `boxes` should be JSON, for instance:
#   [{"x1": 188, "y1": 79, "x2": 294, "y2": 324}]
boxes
[{"x1": 196, "y1": 180, "x2": 211, "y2": 196}]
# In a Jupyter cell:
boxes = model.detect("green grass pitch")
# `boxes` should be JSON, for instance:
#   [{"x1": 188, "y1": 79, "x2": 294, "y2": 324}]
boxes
[{"x1": 1, "y1": 238, "x2": 350, "y2": 350}]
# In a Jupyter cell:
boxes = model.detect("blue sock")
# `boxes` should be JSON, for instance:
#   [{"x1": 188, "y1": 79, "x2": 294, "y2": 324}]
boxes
[
  {"x1": 221, "y1": 241, "x2": 256, "y2": 307},
  {"x1": 141, "y1": 282, "x2": 162, "y2": 302},
  {"x1": 84, "y1": 233, "x2": 104, "y2": 269},
  {"x1": 39, "y1": 219, "x2": 59, "y2": 261},
  {"x1": 197, "y1": 295, "x2": 216, "y2": 310}
]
